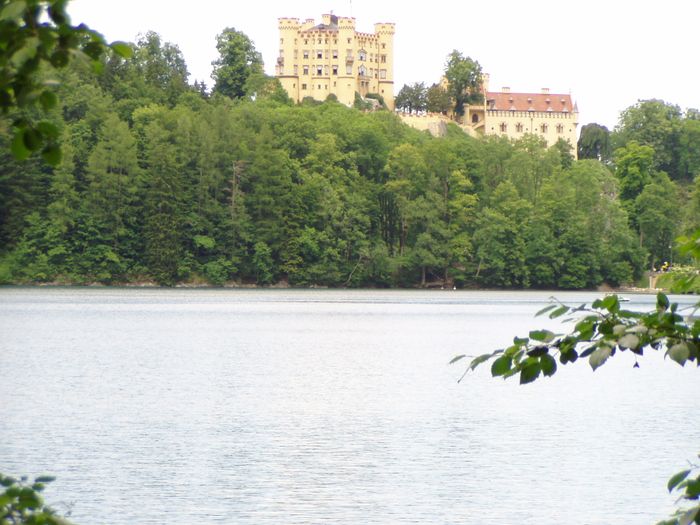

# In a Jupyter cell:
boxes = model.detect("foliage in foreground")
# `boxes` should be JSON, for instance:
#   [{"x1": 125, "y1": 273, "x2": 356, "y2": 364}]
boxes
[
  {"x1": 0, "y1": 473, "x2": 72, "y2": 525},
  {"x1": 453, "y1": 290, "x2": 700, "y2": 524}
]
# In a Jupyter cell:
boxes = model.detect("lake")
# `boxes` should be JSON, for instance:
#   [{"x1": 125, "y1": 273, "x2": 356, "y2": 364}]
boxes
[{"x1": 1, "y1": 288, "x2": 698, "y2": 524}]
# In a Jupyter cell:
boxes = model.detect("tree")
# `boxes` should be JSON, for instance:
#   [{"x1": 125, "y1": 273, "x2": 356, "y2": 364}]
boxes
[
  {"x1": 614, "y1": 140, "x2": 656, "y2": 202},
  {"x1": 425, "y1": 83, "x2": 451, "y2": 114},
  {"x1": 635, "y1": 172, "x2": 680, "y2": 268},
  {"x1": 211, "y1": 28, "x2": 263, "y2": 99},
  {"x1": 0, "y1": 0, "x2": 131, "y2": 164},
  {"x1": 444, "y1": 50, "x2": 483, "y2": 117},
  {"x1": 614, "y1": 99, "x2": 684, "y2": 180},
  {"x1": 394, "y1": 82, "x2": 427, "y2": 114},
  {"x1": 578, "y1": 123, "x2": 612, "y2": 162}
]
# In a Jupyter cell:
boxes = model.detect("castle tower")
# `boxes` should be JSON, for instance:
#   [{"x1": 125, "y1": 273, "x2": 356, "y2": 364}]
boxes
[{"x1": 275, "y1": 14, "x2": 395, "y2": 109}]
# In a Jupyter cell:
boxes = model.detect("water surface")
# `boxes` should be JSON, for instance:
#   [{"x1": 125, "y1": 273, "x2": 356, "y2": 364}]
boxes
[{"x1": 1, "y1": 288, "x2": 698, "y2": 524}]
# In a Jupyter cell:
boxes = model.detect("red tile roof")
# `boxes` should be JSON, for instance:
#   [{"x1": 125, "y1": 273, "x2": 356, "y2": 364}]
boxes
[{"x1": 486, "y1": 91, "x2": 575, "y2": 113}]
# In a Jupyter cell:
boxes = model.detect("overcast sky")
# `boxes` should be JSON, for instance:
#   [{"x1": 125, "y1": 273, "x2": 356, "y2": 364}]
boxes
[{"x1": 69, "y1": 0, "x2": 698, "y2": 129}]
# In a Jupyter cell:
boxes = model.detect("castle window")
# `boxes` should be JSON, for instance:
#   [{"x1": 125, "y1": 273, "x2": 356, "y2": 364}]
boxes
[
  {"x1": 318, "y1": 38, "x2": 321, "y2": 44},
  {"x1": 293, "y1": 65, "x2": 298, "y2": 75},
  {"x1": 379, "y1": 69, "x2": 386, "y2": 79},
  {"x1": 280, "y1": 38, "x2": 284, "y2": 44},
  {"x1": 500, "y1": 122, "x2": 507, "y2": 132},
  {"x1": 302, "y1": 83, "x2": 307, "y2": 90},
  {"x1": 381, "y1": 54, "x2": 387, "y2": 63},
  {"x1": 316, "y1": 66, "x2": 323, "y2": 76},
  {"x1": 382, "y1": 43, "x2": 386, "y2": 49},
  {"x1": 317, "y1": 50, "x2": 323, "y2": 59},
  {"x1": 304, "y1": 39, "x2": 308, "y2": 45},
  {"x1": 324, "y1": 65, "x2": 329, "y2": 76},
  {"x1": 472, "y1": 114, "x2": 479, "y2": 124},
  {"x1": 303, "y1": 66, "x2": 309, "y2": 75},
  {"x1": 347, "y1": 38, "x2": 352, "y2": 44},
  {"x1": 358, "y1": 50, "x2": 367, "y2": 61},
  {"x1": 332, "y1": 49, "x2": 338, "y2": 59},
  {"x1": 346, "y1": 64, "x2": 353, "y2": 75},
  {"x1": 334, "y1": 39, "x2": 337, "y2": 44},
  {"x1": 318, "y1": 84, "x2": 321, "y2": 90},
  {"x1": 540, "y1": 123, "x2": 548, "y2": 133},
  {"x1": 303, "y1": 50, "x2": 309, "y2": 59},
  {"x1": 556, "y1": 124, "x2": 564, "y2": 134},
  {"x1": 332, "y1": 65, "x2": 338, "y2": 75},
  {"x1": 358, "y1": 65, "x2": 367, "y2": 76},
  {"x1": 516, "y1": 122, "x2": 523, "y2": 132}
]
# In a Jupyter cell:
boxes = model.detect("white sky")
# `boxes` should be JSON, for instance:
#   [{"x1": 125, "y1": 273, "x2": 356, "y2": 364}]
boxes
[{"x1": 68, "y1": 0, "x2": 699, "y2": 130}]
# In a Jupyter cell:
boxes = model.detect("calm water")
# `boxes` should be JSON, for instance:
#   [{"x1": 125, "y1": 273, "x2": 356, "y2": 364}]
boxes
[{"x1": 1, "y1": 288, "x2": 698, "y2": 524}]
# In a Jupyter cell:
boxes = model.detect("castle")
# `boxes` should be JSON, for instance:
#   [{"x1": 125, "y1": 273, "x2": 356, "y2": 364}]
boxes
[
  {"x1": 469, "y1": 75, "x2": 579, "y2": 151},
  {"x1": 276, "y1": 14, "x2": 395, "y2": 109},
  {"x1": 275, "y1": 14, "x2": 577, "y2": 153}
]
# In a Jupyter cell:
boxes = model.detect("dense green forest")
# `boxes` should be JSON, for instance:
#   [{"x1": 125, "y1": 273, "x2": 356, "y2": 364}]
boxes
[{"x1": 1, "y1": 30, "x2": 698, "y2": 288}]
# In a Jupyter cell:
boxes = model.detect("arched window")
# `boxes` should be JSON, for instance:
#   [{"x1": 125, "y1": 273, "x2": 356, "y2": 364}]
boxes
[{"x1": 358, "y1": 65, "x2": 367, "y2": 76}]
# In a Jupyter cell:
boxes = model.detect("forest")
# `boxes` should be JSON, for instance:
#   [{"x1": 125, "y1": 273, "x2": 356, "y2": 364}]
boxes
[{"x1": 1, "y1": 29, "x2": 699, "y2": 289}]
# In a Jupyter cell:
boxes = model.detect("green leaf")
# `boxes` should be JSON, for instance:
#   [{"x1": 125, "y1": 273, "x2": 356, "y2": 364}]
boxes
[
  {"x1": 540, "y1": 353, "x2": 557, "y2": 377},
  {"x1": 41, "y1": 144, "x2": 62, "y2": 166},
  {"x1": 601, "y1": 294, "x2": 620, "y2": 313},
  {"x1": 37, "y1": 121, "x2": 59, "y2": 139},
  {"x1": 685, "y1": 478, "x2": 700, "y2": 497},
  {"x1": 22, "y1": 127, "x2": 42, "y2": 151},
  {"x1": 449, "y1": 354, "x2": 466, "y2": 364},
  {"x1": 39, "y1": 90, "x2": 58, "y2": 111},
  {"x1": 657, "y1": 293, "x2": 670, "y2": 312},
  {"x1": 490, "y1": 354, "x2": 512, "y2": 377},
  {"x1": 519, "y1": 362, "x2": 541, "y2": 384},
  {"x1": 0, "y1": 1, "x2": 27, "y2": 21},
  {"x1": 11, "y1": 130, "x2": 31, "y2": 160},
  {"x1": 618, "y1": 334, "x2": 640, "y2": 350},
  {"x1": 668, "y1": 469, "x2": 691, "y2": 492},
  {"x1": 535, "y1": 304, "x2": 557, "y2": 317},
  {"x1": 529, "y1": 329, "x2": 555, "y2": 343},
  {"x1": 469, "y1": 352, "x2": 496, "y2": 371},
  {"x1": 48, "y1": 2, "x2": 68, "y2": 25},
  {"x1": 527, "y1": 346, "x2": 549, "y2": 357},
  {"x1": 678, "y1": 507, "x2": 699, "y2": 525},
  {"x1": 668, "y1": 342, "x2": 690, "y2": 366},
  {"x1": 589, "y1": 346, "x2": 612, "y2": 371},
  {"x1": 110, "y1": 41, "x2": 133, "y2": 58},
  {"x1": 11, "y1": 36, "x2": 40, "y2": 68},
  {"x1": 82, "y1": 41, "x2": 104, "y2": 60},
  {"x1": 549, "y1": 305, "x2": 569, "y2": 319}
]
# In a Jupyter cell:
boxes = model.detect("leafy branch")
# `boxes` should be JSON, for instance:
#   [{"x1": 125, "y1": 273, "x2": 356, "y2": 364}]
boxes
[
  {"x1": 452, "y1": 292, "x2": 699, "y2": 384},
  {"x1": 452, "y1": 291, "x2": 699, "y2": 524},
  {"x1": 0, "y1": 473, "x2": 73, "y2": 524},
  {"x1": 0, "y1": 0, "x2": 132, "y2": 164}
]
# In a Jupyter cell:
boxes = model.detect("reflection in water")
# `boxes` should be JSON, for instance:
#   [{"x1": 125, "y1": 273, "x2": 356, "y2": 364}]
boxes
[{"x1": 0, "y1": 289, "x2": 698, "y2": 524}]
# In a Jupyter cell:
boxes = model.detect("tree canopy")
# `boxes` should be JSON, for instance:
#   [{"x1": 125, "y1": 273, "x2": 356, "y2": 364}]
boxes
[
  {"x1": 211, "y1": 27, "x2": 263, "y2": 99},
  {"x1": 444, "y1": 50, "x2": 483, "y2": 117}
]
